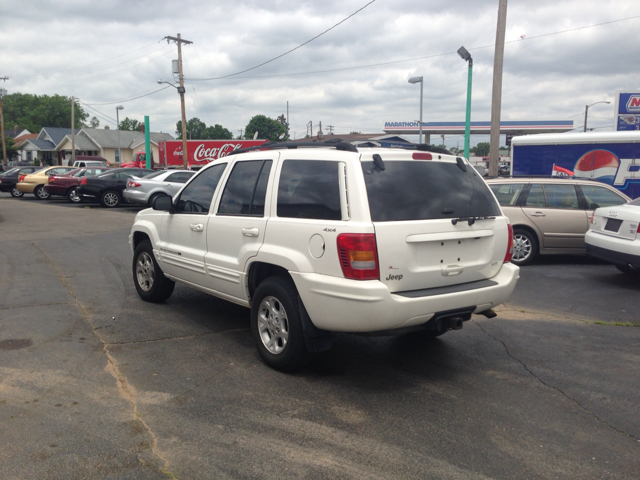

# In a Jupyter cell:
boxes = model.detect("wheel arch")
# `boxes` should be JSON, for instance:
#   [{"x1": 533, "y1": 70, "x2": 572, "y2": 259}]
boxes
[{"x1": 247, "y1": 262, "x2": 291, "y2": 300}]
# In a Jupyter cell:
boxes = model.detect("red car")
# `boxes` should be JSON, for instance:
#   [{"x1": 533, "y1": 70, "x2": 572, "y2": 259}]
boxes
[{"x1": 44, "y1": 166, "x2": 111, "y2": 203}]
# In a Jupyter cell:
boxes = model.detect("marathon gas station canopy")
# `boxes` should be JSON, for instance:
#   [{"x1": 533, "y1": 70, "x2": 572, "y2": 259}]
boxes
[{"x1": 383, "y1": 120, "x2": 574, "y2": 139}]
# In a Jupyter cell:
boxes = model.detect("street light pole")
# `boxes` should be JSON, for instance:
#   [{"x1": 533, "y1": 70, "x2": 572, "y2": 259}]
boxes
[
  {"x1": 584, "y1": 101, "x2": 611, "y2": 132},
  {"x1": 457, "y1": 46, "x2": 473, "y2": 160},
  {"x1": 408, "y1": 76, "x2": 423, "y2": 144},
  {"x1": 116, "y1": 106, "x2": 124, "y2": 165},
  {"x1": 0, "y1": 87, "x2": 7, "y2": 166}
]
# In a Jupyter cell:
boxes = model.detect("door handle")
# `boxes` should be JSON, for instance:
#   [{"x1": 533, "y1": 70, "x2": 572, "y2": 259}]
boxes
[
  {"x1": 190, "y1": 223, "x2": 204, "y2": 232},
  {"x1": 530, "y1": 212, "x2": 546, "y2": 217},
  {"x1": 242, "y1": 227, "x2": 260, "y2": 237}
]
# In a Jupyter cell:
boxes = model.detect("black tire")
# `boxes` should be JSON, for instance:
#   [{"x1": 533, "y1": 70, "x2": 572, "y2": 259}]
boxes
[
  {"x1": 132, "y1": 240, "x2": 175, "y2": 303},
  {"x1": 67, "y1": 187, "x2": 83, "y2": 204},
  {"x1": 100, "y1": 190, "x2": 121, "y2": 208},
  {"x1": 148, "y1": 192, "x2": 169, "y2": 208},
  {"x1": 251, "y1": 277, "x2": 311, "y2": 372},
  {"x1": 10, "y1": 186, "x2": 23, "y2": 198},
  {"x1": 511, "y1": 228, "x2": 538, "y2": 266},
  {"x1": 34, "y1": 185, "x2": 50, "y2": 200}
]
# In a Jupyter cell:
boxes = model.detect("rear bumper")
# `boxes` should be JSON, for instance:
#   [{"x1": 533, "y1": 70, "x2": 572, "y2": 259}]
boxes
[
  {"x1": 586, "y1": 232, "x2": 640, "y2": 268},
  {"x1": 122, "y1": 190, "x2": 148, "y2": 205},
  {"x1": 0, "y1": 183, "x2": 15, "y2": 192},
  {"x1": 16, "y1": 182, "x2": 36, "y2": 193},
  {"x1": 291, "y1": 262, "x2": 520, "y2": 333}
]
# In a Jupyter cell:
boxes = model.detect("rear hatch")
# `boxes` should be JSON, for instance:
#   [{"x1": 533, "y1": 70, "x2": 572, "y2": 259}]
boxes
[
  {"x1": 591, "y1": 202, "x2": 640, "y2": 241},
  {"x1": 360, "y1": 151, "x2": 508, "y2": 293}
]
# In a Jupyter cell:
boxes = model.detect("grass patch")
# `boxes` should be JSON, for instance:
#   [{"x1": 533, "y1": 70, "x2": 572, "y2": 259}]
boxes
[{"x1": 593, "y1": 321, "x2": 639, "y2": 327}]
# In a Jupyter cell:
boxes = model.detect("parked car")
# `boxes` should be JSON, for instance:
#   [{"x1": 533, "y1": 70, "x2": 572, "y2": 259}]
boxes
[
  {"x1": 77, "y1": 167, "x2": 155, "y2": 207},
  {"x1": 71, "y1": 157, "x2": 109, "y2": 168},
  {"x1": 123, "y1": 169, "x2": 196, "y2": 207},
  {"x1": 129, "y1": 143, "x2": 519, "y2": 371},
  {"x1": 0, "y1": 166, "x2": 41, "y2": 197},
  {"x1": 44, "y1": 167, "x2": 111, "y2": 203},
  {"x1": 585, "y1": 197, "x2": 640, "y2": 275},
  {"x1": 16, "y1": 166, "x2": 77, "y2": 200},
  {"x1": 486, "y1": 177, "x2": 630, "y2": 266}
]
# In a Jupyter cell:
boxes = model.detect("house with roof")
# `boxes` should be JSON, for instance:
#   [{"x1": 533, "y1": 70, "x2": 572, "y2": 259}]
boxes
[{"x1": 19, "y1": 126, "x2": 175, "y2": 166}]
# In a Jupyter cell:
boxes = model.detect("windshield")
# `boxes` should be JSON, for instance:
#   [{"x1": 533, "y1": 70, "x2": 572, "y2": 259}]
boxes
[
  {"x1": 628, "y1": 197, "x2": 640, "y2": 206},
  {"x1": 4, "y1": 167, "x2": 20, "y2": 175},
  {"x1": 143, "y1": 170, "x2": 166, "y2": 180},
  {"x1": 361, "y1": 160, "x2": 501, "y2": 222}
]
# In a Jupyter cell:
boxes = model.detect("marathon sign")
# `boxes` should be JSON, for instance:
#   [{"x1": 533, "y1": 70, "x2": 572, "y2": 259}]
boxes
[
  {"x1": 158, "y1": 140, "x2": 267, "y2": 166},
  {"x1": 384, "y1": 121, "x2": 421, "y2": 129},
  {"x1": 614, "y1": 91, "x2": 640, "y2": 131}
]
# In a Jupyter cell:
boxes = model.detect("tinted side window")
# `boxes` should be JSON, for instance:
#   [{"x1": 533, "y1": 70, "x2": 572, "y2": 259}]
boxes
[
  {"x1": 580, "y1": 185, "x2": 626, "y2": 208},
  {"x1": 277, "y1": 160, "x2": 341, "y2": 220},
  {"x1": 525, "y1": 184, "x2": 545, "y2": 207},
  {"x1": 543, "y1": 184, "x2": 579, "y2": 209},
  {"x1": 489, "y1": 183, "x2": 525, "y2": 206},
  {"x1": 218, "y1": 160, "x2": 272, "y2": 216},
  {"x1": 176, "y1": 163, "x2": 227, "y2": 214},
  {"x1": 166, "y1": 172, "x2": 194, "y2": 183}
]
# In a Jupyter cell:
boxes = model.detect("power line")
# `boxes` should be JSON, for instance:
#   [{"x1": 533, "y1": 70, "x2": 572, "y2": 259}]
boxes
[
  {"x1": 191, "y1": 14, "x2": 640, "y2": 82},
  {"x1": 10, "y1": 41, "x2": 167, "y2": 79},
  {"x1": 83, "y1": 85, "x2": 173, "y2": 106},
  {"x1": 79, "y1": 101, "x2": 118, "y2": 126},
  {"x1": 191, "y1": 0, "x2": 377, "y2": 81}
]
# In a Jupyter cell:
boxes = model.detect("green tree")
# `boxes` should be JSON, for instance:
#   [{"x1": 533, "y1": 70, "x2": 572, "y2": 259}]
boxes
[
  {"x1": 119, "y1": 117, "x2": 142, "y2": 131},
  {"x1": 2, "y1": 136, "x2": 19, "y2": 163},
  {"x1": 3, "y1": 93, "x2": 87, "y2": 132},
  {"x1": 472, "y1": 142, "x2": 490, "y2": 156},
  {"x1": 244, "y1": 115, "x2": 287, "y2": 141},
  {"x1": 204, "y1": 124, "x2": 233, "y2": 140},
  {"x1": 88, "y1": 116, "x2": 100, "y2": 128}
]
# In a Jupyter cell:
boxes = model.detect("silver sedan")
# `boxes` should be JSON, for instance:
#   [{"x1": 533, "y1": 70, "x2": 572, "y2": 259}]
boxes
[{"x1": 123, "y1": 169, "x2": 195, "y2": 207}]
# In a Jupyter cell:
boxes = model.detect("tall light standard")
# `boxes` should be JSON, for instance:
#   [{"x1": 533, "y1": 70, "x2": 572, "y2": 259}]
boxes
[
  {"x1": 116, "y1": 105, "x2": 124, "y2": 165},
  {"x1": 457, "y1": 46, "x2": 473, "y2": 159},
  {"x1": 584, "y1": 101, "x2": 611, "y2": 132},
  {"x1": 0, "y1": 87, "x2": 7, "y2": 166},
  {"x1": 408, "y1": 76, "x2": 423, "y2": 144},
  {"x1": 158, "y1": 79, "x2": 188, "y2": 169}
]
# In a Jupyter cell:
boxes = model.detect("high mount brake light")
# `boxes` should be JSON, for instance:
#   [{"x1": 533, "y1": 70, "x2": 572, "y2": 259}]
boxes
[
  {"x1": 337, "y1": 234, "x2": 379, "y2": 280},
  {"x1": 412, "y1": 152, "x2": 432, "y2": 160},
  {"x1": 504, "y1": 224, "x2": 514, "y2": 263}
]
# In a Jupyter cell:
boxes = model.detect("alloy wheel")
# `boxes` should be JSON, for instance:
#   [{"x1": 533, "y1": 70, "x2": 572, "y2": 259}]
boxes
[{"x1": 257, "y1": 296, "x2": 289, "y2": 355}]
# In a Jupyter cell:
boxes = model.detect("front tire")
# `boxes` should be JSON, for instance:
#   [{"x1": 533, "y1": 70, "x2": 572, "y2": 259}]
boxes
[
  {"x1": 34, "y1": 185, "x2": 50, "y2": 200},
  {"x1": 10, "y1": 187, "x2": 24, "y2": 198},
  {"x1": 67, "y1": 187, "x2": 82, "y2": 203},
  {"x1": 132, "y1": 240, "x2": 175, "y2": 303},
  {"x1": 511, "y1": 229, "x2": 538, "y2": 266},
  {"x1": 251, "y1": 277, "x2": 311, "y2": 372},
  {"x1": 100, "y1": 190, "x2": 121, "y2": 208}
]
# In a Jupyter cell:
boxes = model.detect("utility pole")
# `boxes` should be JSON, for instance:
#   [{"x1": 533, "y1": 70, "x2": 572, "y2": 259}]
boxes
[
  {"x1": 165, "y1": 33, "x2": 193, "y2": 169},
  {"x1": 0, "y1": 78, "x2": 8, "y2": 166},
  {"x1": 71, "y1": 96, "x2": 76, "y2": 166},
  {"x1": 238, "y1": 129, "x2": 243, "y2": 139},
  {"x1": 488, "y1": 0, "x2": 508, "y2": 177},
  {"x1": 327, "y1": 125, "x2": 334, "y2": 135},
  {"x1": 307, "y1": 121, "x2": 312, "y2": 138}
]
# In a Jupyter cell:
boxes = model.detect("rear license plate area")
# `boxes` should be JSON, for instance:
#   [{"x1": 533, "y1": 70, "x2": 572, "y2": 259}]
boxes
[{"x1": 604, "y1": 218, "x2": 622, "y2": 232}]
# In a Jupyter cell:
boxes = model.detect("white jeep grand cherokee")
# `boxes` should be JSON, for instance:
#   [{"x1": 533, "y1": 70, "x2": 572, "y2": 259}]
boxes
[{"x1": 130, "y1": 142, "x2": 519, "y2": 371}]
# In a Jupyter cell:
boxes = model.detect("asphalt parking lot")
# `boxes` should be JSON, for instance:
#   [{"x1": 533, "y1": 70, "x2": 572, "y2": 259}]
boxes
[{"x1": 1, "y1": 194, "x2": 639, "y2": 479}]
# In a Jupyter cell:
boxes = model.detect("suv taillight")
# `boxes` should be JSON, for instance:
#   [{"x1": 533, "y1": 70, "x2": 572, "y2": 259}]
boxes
[
  {"x1": 337, "y1": 234, "x2": 379, "y2": 280},
  {"x1": 80, "y1": 177, "x2": 87, "y2": 185},
  {"x1": 590, "y1": 213, "x2": 595, "y2": 224},
  {"x1": 504, "y1": 224, "x2": 514, "y2": 263}
]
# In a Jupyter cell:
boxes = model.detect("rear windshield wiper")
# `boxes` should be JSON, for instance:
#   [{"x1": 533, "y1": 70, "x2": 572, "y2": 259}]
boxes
[{"x1": 451, "y1": 216, "x2": 496, "y2": 226}]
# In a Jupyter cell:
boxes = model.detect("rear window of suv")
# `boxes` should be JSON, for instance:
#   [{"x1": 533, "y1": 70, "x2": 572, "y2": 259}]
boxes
[{"x1": 362, "y1": 160, "x2": 501, "y2": 222}]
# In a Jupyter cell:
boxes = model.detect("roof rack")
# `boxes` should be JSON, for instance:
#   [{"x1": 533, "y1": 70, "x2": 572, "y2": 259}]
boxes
[{"x1": 226, "y1": 140, "x2": 455, "y2": 157}]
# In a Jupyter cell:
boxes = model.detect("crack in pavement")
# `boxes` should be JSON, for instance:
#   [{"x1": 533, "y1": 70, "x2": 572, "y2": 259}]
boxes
[
  {"x1": 31, "y1": 241, "x2": 175, "y2": 478},
  {"x1": 0, "y1": 301, "x2": 76, "y2": 310},
  {"x1": 472, "y1": 318, "x2": 640, "y2": 442},
  {"x1": 105, "y1": 328, "x2": 248, "y2": 346}
]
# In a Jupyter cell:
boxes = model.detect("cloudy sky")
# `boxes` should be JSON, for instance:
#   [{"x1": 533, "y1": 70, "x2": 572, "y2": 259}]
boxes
[{"x1": 2, "y1": 0, "x2": 639, "y2": 148}]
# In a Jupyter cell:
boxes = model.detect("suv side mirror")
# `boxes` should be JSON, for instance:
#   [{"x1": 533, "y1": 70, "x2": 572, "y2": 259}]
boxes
[{"x1": 152, "y1": 195, "x2": 174, "y2": 212}]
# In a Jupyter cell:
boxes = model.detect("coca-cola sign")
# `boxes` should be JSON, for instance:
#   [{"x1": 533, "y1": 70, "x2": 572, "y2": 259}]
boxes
[{"x1": 160, "y1": 140, "x2": 267, "y2": 166}]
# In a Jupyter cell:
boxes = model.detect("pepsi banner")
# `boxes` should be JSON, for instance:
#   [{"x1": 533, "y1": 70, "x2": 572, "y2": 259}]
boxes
[{"x1": 614, "y1": 91, "x2": 640, "y2": 131}]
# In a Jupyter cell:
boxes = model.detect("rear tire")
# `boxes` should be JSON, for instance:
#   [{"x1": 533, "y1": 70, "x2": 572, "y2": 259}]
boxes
[
  {"x1": 100, "y1": 190, "x2": 121, "y2": 208},
  {"x1": 34, "y1": 185, "x2": 50, "y2": 200},
  {"x1": 132, "y1": 240, "x2": 175, "y2": 302},
  {"x1": 511, "y1": 229, "x2": 538, "y2": 266},
  {"x1": 251, "y1": 277, "x2": 311, "y2": 372},
  {"x1": 67, "y1": 187, "x2": 83, "y2": 203},
  {"x1": 10, "y1": 187, "x2": 23, "y2": 198}
]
